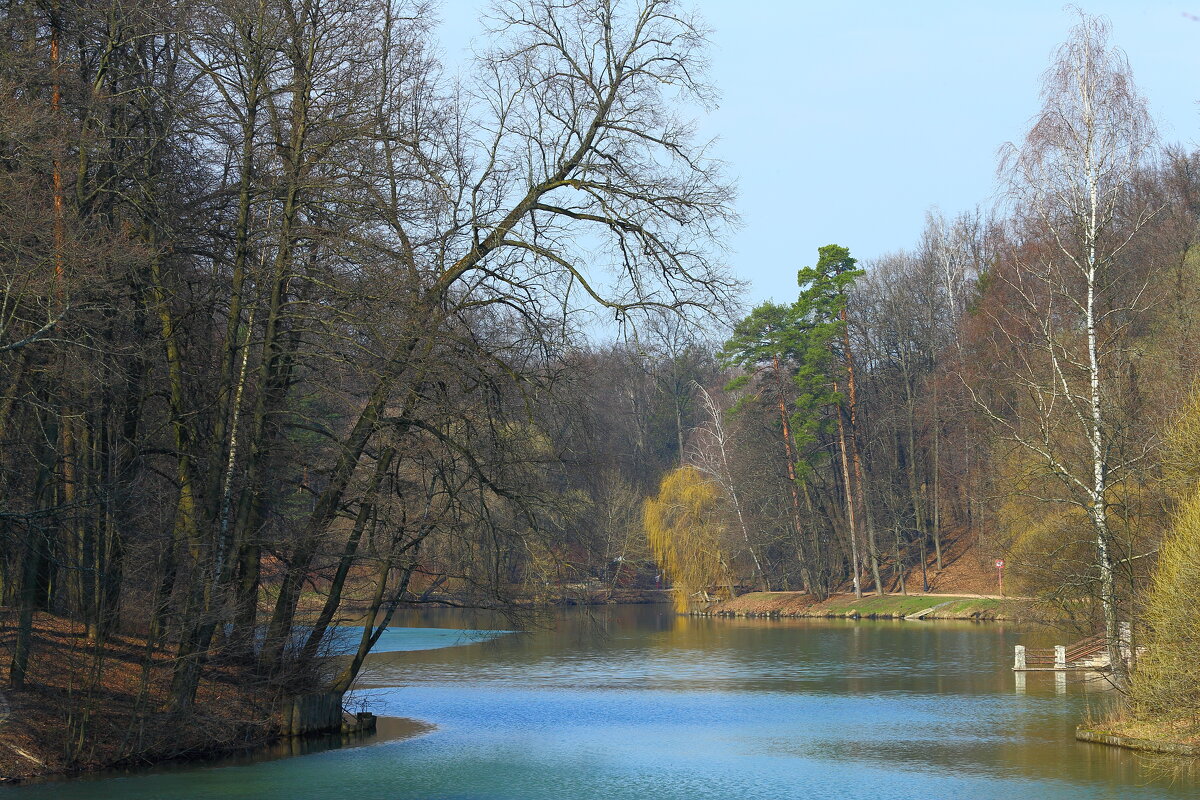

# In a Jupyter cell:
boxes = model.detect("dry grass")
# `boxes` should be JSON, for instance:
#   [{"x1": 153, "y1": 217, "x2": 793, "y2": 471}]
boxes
[
  {"x1": 703, "y1": 591, "x2": 1008, "y2": 620},
  {"x1": 1087, "y1": 705, "x2": 1200, "y2": 753}
]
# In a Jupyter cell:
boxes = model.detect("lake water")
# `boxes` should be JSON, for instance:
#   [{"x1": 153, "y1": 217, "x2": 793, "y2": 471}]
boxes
[{"x1": 9, "y1": 605, "x2": 1197, "y2": 799}]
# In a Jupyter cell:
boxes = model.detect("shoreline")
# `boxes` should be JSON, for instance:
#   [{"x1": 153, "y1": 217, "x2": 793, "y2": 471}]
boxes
[
  {"x1": 0, "y1": 715, "x2": 432, "y2": 786},
  {"x1": 694, "y1": 591, "x2": 1023, "y2": 621},
  {"x1": 0, "y1": 608, "x2": 430, "y2": 785},
  {"x1": 1076, "y1": 726, "x2": 1200, "y2": 757}
]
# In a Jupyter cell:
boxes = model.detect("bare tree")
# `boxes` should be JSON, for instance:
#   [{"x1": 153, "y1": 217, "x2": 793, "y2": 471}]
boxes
[
  {"x1": 984, "y1": 9, "x2": 1157, "y2": 686},
  {"x1": 0, "y1": 0, "x2": 739, "y2": 763},
  {"x1": 689, "y1": 383, "x2": 766, "y2": 589},
  {"x1": 251, "y1": 0, "x2": 738, "y2": 681}
]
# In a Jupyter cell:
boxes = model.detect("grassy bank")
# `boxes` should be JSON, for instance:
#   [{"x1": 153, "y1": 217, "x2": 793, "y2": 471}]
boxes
[
  {"x1": 697, "y1": 591, "x2": 1017, "y2": 620},
  {"x1": 1076, "y1": 710, "x2": 1200, "y2": 757}
]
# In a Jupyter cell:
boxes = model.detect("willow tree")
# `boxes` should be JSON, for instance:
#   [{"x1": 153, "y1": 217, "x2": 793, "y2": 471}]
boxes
[{"x1": 644, "y1": 466, "x2": 732, "y2": 612}]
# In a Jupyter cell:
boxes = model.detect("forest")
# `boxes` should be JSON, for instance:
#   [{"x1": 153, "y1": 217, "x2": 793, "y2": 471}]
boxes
[{"x1": 2, "y1": 0, "x2": 1200, "y2": 775}]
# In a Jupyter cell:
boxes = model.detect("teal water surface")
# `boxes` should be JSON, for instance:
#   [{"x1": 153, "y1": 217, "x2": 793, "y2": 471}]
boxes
[
  {"x1": 330, "y1": 626, "x2": 515, "y2": 654},
  {"x1": 8, "y1": 606, "x2": 1196, "y2": 799}
]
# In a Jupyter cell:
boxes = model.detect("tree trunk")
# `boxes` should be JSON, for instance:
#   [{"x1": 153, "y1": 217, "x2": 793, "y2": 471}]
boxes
[
  {"x1": 1086, "y1": 254, "x2": 1125, "y2": 687},
  {"x1": 902, "y1": 376, "x2": 930, "y2": 589},
  {"x1": 771, "y1": 354, "x2": 814, "y2": 594},
  {"x1": 300, "y1": 447, "x2": 395, "y2": 662},
  {"x1": 841, "y1": 315, "x2": 881, "y2": 595},
  {"x1": 932, "y1": 381, "x2": 942, "y2": 570},
  {"x1": 696, "y1": 387, "x2": 766, "y2": 591},
  {"x1": 833, "y1": 381, "x2": 861, "y2": 599}
]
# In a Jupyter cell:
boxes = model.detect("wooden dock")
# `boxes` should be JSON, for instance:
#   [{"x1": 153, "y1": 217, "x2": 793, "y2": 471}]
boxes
[{"x1": 1013, "y1": 624, "x2": 1130, "y2": 671}]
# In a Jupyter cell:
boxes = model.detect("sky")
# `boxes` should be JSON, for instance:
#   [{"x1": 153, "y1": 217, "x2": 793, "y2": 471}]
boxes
[{"x1": 431, "y1": 1, "x2": 1200, "y2": 308}]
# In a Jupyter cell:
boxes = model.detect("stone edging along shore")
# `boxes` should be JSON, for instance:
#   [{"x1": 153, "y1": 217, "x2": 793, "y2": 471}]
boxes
[
  {"x1": 691, "y1": 591, "x2": 1018, "y2": 621},
  {"x1": 1076, "y1": 727, "x2": 1200, "y2": 757}
]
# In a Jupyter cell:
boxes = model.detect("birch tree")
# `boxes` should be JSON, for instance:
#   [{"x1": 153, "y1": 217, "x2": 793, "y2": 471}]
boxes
[
  {"x1": 984, "y1": 10, "x2": 1156, "y2": 686},
  {"x1": 689, "y1": 384, "x2": 766, "y2": 589}
]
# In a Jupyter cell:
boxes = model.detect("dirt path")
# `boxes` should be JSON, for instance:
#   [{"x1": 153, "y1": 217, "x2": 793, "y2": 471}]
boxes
[
  {"x1": 746, "y1": 590, "x2": 1027, "y2": 601},
  {"x1": 910, "y1": 592, "x2": 1030, "y2": 600}
]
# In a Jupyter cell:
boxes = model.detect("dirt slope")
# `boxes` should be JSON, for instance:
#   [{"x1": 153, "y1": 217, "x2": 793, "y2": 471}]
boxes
[{"x1": 914, "y1": 527, "x2": 1002, "y2": 595}]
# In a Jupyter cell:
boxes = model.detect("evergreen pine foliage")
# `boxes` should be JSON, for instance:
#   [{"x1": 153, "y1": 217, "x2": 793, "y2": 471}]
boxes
[{"x1": 718, "y1": 244, "x2": 863, "y2": 475}]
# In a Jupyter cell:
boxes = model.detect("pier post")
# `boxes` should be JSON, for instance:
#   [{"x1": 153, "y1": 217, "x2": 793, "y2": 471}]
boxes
[
  {"x1": 1054, "y1": 645, "x2": 1066, "y2": 670},
  {"x1": 284, "y1": 692, "x2": 345, "y2": 736},
  {"x1": 1014, "y1": 644, "x2": 1026, "y2": 671}
]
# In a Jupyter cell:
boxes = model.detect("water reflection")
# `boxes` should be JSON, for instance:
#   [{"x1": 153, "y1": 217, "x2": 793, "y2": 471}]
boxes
[{"x1": 7, "y1": 605, "x2": 1194, "y2": 800}]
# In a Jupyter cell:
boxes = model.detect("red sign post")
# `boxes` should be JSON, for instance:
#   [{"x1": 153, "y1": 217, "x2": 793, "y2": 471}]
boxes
[{"x1": 995, "y1": 559, "x2": 1005, "y2": 597}]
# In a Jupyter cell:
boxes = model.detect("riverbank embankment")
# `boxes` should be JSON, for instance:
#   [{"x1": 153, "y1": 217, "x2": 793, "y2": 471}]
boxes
[
  {"x1": 0, "y1": 610, "x2": 368, "y2": 783},
  {"x1": 1076, "y1": 726, "x2": 1200, "y2": 756},
  {"x1": 697, "y1": 591, "x2": 1023, "y2": 620}
]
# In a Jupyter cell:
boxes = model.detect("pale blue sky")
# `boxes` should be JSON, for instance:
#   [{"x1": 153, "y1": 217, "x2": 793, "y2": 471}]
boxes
[{"x1": 433, "y1": 1, "x2": 1200, "y2": 307}]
